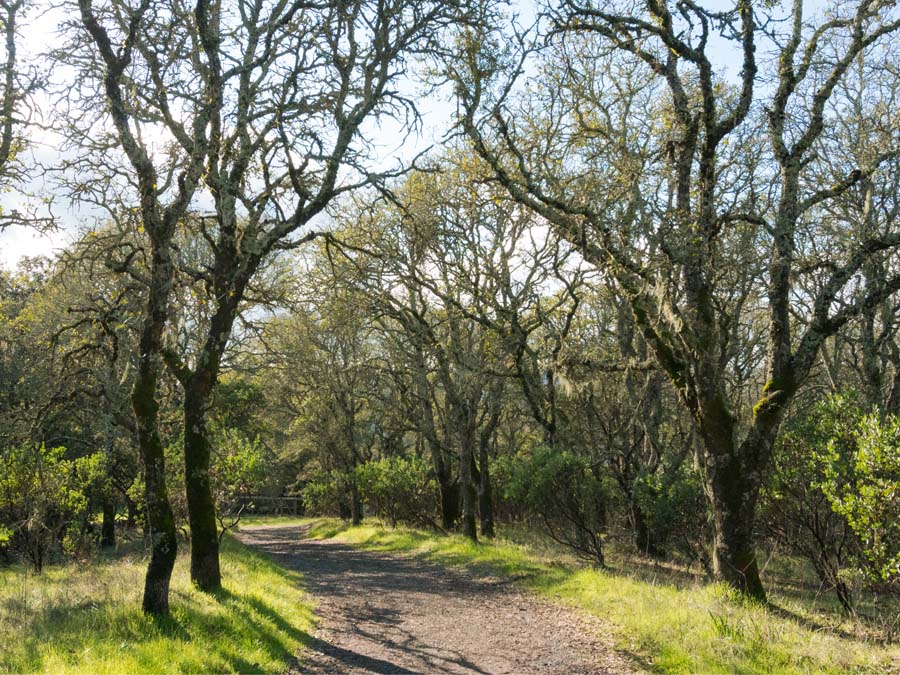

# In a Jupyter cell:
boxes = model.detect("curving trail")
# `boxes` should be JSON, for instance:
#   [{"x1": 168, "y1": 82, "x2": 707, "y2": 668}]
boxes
[{"x1": 236, "y1": 525, "x2": 640, "y2": 675}]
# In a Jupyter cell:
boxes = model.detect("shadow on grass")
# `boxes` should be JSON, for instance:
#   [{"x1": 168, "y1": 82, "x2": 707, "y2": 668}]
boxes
[
  {"x1": 0, "y1": 536, "x2": 314, "y2": 675},
  {"x1": 145, "y1": 611, "x2": 193, "y2": 641},
  {"x1": 764, "y1": 600, "x2": 860, "y2": 642},
  {"x1": 213, "y1": 585, "x2": 311, "y2": 645},
  {"x1": 305, "y1": 519, "x2": 357, "y2": 540}
]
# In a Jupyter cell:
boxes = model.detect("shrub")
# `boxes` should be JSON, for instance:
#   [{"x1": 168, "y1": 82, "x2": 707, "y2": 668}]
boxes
[
  {"x1": 301, "y1": 468, "x2": 351, "y2": 517},
  {"x1": 0, "y1": 444, "x2": 91, "y2": 571},
  {"x1": 822, "y1": 407, "x2": 900, "y2": 591},
  {"x1": 210, "y1": 428, "x2": 269, "y2": 535},
  {"x1": 355, "y1": 455, "x2": 438, "y2": 527},
  {"x1": 635, "y1": 462, "x2": 712, "y2": 572},
  {"x1": 763, "y1": 393, "x2": 900, "y2": 607},
  {"x1": 505, "y1": 446, "x2": 608, "y2": 565},
  {"x1": 762, "y1": 395, "x2": 860, "y2": 610}
]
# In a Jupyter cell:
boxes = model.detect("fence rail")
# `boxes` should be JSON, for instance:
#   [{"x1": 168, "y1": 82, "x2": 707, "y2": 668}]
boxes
[{"x1": 228, "y1": 495, "x2": 303, "y2": 516}]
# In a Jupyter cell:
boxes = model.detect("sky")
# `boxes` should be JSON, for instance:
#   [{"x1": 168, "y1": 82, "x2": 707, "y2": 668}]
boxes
[
  {"x1": 0, "y1": 0, "x2": 757, "y2": 270},
  {"x1": 0, "y1": 0, "x2": 474, "y2": 269},
  {"x1": 0, "y1": 4, "x2": 69, "y2": 268}
]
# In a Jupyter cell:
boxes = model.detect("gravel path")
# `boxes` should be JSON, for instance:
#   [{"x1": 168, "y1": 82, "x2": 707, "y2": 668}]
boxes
[{"x1": 236, "y1": 525, "x2": 640, "y2": 675}]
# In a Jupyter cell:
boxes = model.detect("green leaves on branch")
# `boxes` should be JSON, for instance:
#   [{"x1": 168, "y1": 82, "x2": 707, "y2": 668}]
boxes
[
  {"x1": 302, "y1": 455, "x2": 439, "y2": 529},
  {"x1": 504, "y1": 446, "x2": 609, "y2": 565},
  {"x1": 773, "y1": 393, "x2": 900, "y2": 591},
  {"x1": 820, "y1": 401, "x2": 900, "y2": 587},
  {"x1": 355, "y1": 455, "x2": 438, "y2": 528},
  {"x1": 0, "y1": 444, "x2": 98, "y2": 571}
]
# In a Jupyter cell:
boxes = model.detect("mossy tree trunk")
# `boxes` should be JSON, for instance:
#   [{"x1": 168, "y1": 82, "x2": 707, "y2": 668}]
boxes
[
  {"x1": 183, "y1": 374, "x2": 222, "y2": 592},
  {"x1": 133, "y1": 358, "x2": 178, "y2": 615},
  {"x1": 165, "y1": 293, "x2": 243, "y2": 593},
  {"x1": 101, "y1": 499, "x2": 116, "y2": 548},
  {"x1": 78, "y1": 0, "x2": 216, "y2": 615},
  {"x1": 131, "y1": 243, "x2": 181, "y2": 615},
  {"x1": 350, "y1": 483, "x2": 362, "y2": 526},
  {"x1": 458, "y1": 415, "x2": 478, "y2": 542},
  {"x1": 476, "y1": 395, "x2": 503, "y2": 540},
  {"x1": 439, "y1": 476, "x2": 460, "y2": 531},
  {"x1": 477, "y1": 449, "x2": 494, "y2": 539},
  {"x1": 411, "y1": 342, "x2": 459, "y2": 530}
]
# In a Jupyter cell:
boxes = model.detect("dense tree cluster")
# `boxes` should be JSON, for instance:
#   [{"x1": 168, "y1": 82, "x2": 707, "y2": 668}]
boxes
[{"x1": 2, "y1": 0, "x2": 900, "y2": 618}]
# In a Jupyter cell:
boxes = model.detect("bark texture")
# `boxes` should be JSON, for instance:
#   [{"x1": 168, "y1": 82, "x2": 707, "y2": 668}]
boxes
[
  {"x1": 101, "y1": 499, "x2": 116, "y2": 548},
  {"x1": 183, "y1": 376, "x2": 221, "y2": 591}
]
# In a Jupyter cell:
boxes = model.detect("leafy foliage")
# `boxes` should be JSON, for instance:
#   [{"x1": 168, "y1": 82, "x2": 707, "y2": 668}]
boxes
[
  {"x1": 762, "y1": 395, "x2": 861, "y2": 609},
  {"x1": 301, "y1": 468, "x2": 353, "y2": 518},
  {"x1": 763, "y1": 393, "x2": 900, "y2": 605},
  {"x1": 355, "y1": 455, "x2": 439, "y2": 527},
  {"x1": 210, "y1": 428, "x2": 270, "y2": 535},
  {"x1": 505, "y1": 447, "x2": 608, "y2": 564},
  {"x1": 634, "y1": 462, "x2": 711, "y2": 569},
  {"x1": 0, "y1": 445, "x2": 94, "y2": 571},
  {"x1": 821, "y1": 404, "x2": 900, "y2": 589}
]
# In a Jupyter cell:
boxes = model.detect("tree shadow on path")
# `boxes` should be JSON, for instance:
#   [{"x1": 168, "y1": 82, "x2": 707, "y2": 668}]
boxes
[{"x1": 238, "y1": 524, "x2": 629, "y2": 675}]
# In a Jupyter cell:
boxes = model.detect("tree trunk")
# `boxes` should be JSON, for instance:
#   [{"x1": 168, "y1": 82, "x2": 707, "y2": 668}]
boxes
[
  {"x1": 811, "y1": 556, "x2": 854, "y2": 613},
  {"x1": 125, "y1": 496, "x2": 138, "y2": 529},
  {"x1": 183, "y1": 376, "x2": 221, "y2": 592},
  {"x1": 631, "y1": 500, "x2": 661, "y2": 558},
  {"x1": 439, "y1": 477, "x2": 460, "y2": 530},
  {"x1": 423, "y1": 428, "x2": 458, "y2": 529},
  {"x1": 412, "y1": 345, "x2": 459, "y2": 531},
  {"x1": 834, "y1": 579, "x2": 854, "y2": 614},
  {"x1": 458, "y1": 430, "x2": 477, "y2": 541},
  {"x1": 133, "y1": 369, "x2": 178, "y2": 616},
  {"x1": 101, "y1": 499, "x2": 116, "y2": 548},
  {"x1": 427, "y1": 444, "x2": 458, "y2": 530},
  {"x1": 703, "y1": 445, "x2": 765, "y2": 599},
  {"x1": 167, "y1": 293, "x2": 244, "y2": 593},
  {"x1": 477, "y1": 446, "x2": 494, "y2": 538},
  {"x1": 350, "y1": 482, "x2": 362, "y2": 526},
  {"x1": 709, "y1": 484, "x2": 763, "y2": 599}
]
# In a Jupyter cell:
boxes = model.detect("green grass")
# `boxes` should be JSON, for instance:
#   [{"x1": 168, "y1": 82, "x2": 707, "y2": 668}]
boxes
[
  {"x1": 297, "y1": 517, "x2": 900, "y2": 675},
  {"x1": 0, "y1": 534, "x2": 314, "y2": 674}
]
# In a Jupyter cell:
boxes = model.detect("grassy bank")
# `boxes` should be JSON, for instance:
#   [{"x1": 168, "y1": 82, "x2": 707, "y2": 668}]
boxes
[
  {"x1": 296, "y1": 518, "x2": 899, "y2": 675},
  {"x1": 0, "y1": 534, "x2": 314, "y2": 674}
]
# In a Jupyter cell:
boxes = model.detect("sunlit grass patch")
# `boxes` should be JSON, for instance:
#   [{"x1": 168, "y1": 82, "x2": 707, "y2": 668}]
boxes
[
  {"x1": 302, "y1": 517, "x2": 900, "y2": 675},
  {"x1": 0, "y1": 534, "x2": 314, "y2": 674}
]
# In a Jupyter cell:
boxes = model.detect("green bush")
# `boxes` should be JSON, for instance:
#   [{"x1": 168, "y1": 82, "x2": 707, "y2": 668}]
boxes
[
  {"x1": 634, "y1": 461, "x2": 711, "y2": 570},
  {"x1": 505, "y1": 447, "x2": 608, "y2": 565},
  {"x1": 762, "y1": 394, "x2": 860, "y2": 610},
  {"x1": 0, "y1": 444, "x2": 92, "y2": 571},
  {"x1": 822, "y1": 405, "x2": 900, "y2": 589},
  {"x1": 763, "y1": 392, "x2": 900, "y2": 605},
  {"x1": 355, "y1": 455, "x2": 438, "y2": 527},
  {"x1": 211, "y1": 428, "x2": 270, "y2": 532},
  {"x1": 301, "y1": 468, "x2": 351, "y2": 517}
]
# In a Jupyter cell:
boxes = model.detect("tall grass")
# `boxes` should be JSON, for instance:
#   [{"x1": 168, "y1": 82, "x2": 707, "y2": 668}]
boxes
[
  {"x1": 300, "y1": 518, "x2": 899, "y2": 675},
  {"x1": 0, "y1": 534, "x2": 314, "y2": 674}
]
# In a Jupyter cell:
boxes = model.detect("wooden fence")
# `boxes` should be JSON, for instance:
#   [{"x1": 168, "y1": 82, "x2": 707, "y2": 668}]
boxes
[{"x1": 228, "y1": 495, "x2": 303, "y2": 516}]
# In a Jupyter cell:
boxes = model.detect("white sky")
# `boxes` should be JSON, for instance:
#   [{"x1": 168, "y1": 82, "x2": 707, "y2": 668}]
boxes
[
  {"x1": 0, "y1": 0, "x2": 758, "y2": 270},
  {"x1": 0, "y1": 3, "x2": 69, "y2": 268},
  {"x1": 0, "y1": 0, "x2": 475, "y2": 269}
]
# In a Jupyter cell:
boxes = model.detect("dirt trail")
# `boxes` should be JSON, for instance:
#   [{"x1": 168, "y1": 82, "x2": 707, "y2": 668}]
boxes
[{"x1": 237, "y1": 525, "x2": 640, "y2": 675}]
